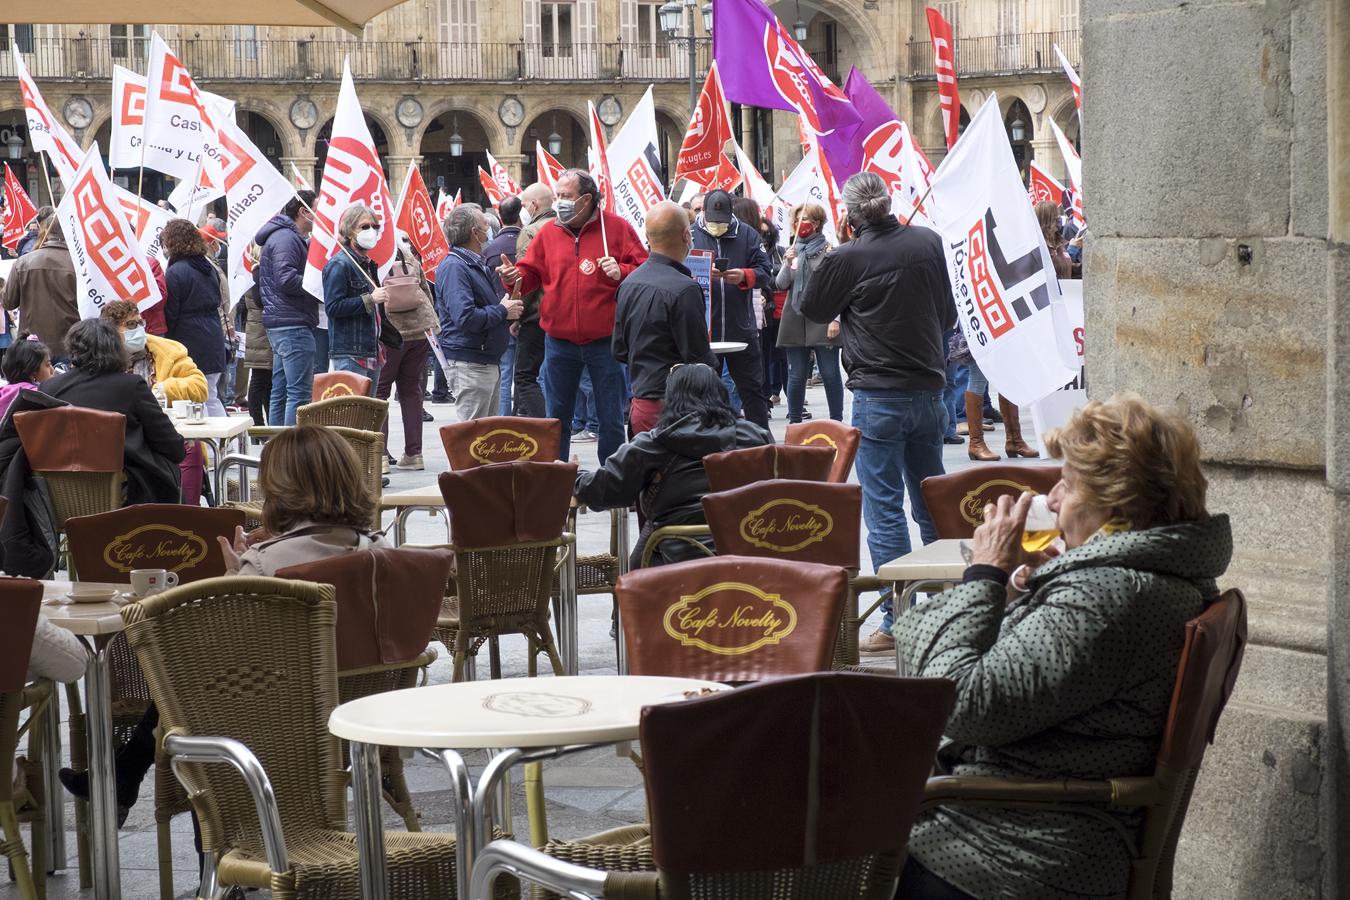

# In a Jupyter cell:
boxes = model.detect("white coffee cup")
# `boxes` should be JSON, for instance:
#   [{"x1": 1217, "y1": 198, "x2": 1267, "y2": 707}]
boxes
[
  {"x1": 171, "y1": 400, "x2": 191, "y2": 419},
  {"x1": 130, "y1": 569, "x2": 179, "y2": 597}
]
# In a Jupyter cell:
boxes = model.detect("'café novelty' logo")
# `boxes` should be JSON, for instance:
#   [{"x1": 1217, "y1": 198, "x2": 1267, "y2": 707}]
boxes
[
  {"x1": 800, "y1": 432, "x2": 838, "y2": 452},
  {"x1": 738, "y1": 498, "x2": 833, "y2": 553},
  {"x1": 663, "y1": 582, "x2": 798, "y2": 656},
  {"x1": 320, "y1": 383, "x2": 356, "y2": 399},
  {"x1": 104, "y1": 524, "x2": 208, "y2": 572},
  {"x1": 960, "y1": 480, "x2": 1036, "y2": 526},
  {"x1": 469, "y1": 428, "x2": 540, "y2": 464}
]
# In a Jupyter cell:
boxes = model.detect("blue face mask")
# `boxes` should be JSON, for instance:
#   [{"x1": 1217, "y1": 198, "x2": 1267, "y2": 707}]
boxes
[{"x1": 123, "y1": 325, "x2": 147, "y2": 353}]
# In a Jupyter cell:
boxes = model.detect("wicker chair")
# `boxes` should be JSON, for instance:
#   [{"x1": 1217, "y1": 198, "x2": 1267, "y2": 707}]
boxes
[
  {"x1": 784, "y1": 420, "x2": 861, "y2": 483},
  {"x1": 439, "y1": 416, "x2": 562, "y2": 468},
  {"x1": 0, "y1": 578, "x2": 51, "y2": 900},
  {"x1": 276, "y1": 546, "x2": 453, "y2": 833},
  {"x1": 919, "y1": 464, "x2": 1063, "y2": 539},
  {"x1": 474, "y1": 672, "x2": 957, "y2": 899},
  {"x1": 312, "y1": 371, "x2": 372, "y2": 400},
  {"x1": 702, "y1": 442, "x2": 835, "y2": 493},
  {"x1": 228, "y1": 426, "x2": 386, "y2": 531},
  {"x1": 14, "y1": 406, "x2": 127, "y2": 529},
  {"x1": 120, "y1": 576, "x2": 465, "y2": 899},
  {"x1": 920, "y1": 589, "x2": 1248, "y2": 900},
  {"x1": 295, "y1": 395, "x2": 389, "y2": 432}
]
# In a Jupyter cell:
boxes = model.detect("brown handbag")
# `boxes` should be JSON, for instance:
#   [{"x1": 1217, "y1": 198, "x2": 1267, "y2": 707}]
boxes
[{"x1": 383, "y1": 256, "x2": 430, "y2": 313}]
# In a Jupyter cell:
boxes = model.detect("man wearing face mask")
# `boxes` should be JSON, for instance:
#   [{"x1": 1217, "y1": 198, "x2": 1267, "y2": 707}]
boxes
[
  {"x1": 511, "y1": 183, "x2": 556, "y2": 417},
  {"x1": 498, "y1": 169, "x2": 647, "y2": 462},
  {"x1": 612, "y1": 200, "x2": 718, "y2": 435},
  {"x1": 482, "y1": 196, "x2": 525, "y2": 416},
  {"x1": 690, "y1": 189, "x2": 772, "y2": 428}
]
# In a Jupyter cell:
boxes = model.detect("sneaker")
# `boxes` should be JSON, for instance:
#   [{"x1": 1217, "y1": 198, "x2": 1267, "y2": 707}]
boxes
[
  {"x1": 859, "y1": 629, "x2": 895, "y2": 656},
  {"x1": 382, "y1": 457, "x2": 391, "y2": 474},
  {"x1": 396, "y1": 454, "x2": 424, "y2": 471},
  {"x1": 430, "y1": 395, "x2": 453, "y2": 405},
  {"x1": 421, "y1": 409, "x2": 434, "y2": 422},
  {"x1": 943, "y1": 434, "x2": 965, "y2": 445},
  {"x1": 572, "y1": 430, "x2": 598, "y2": 443}
]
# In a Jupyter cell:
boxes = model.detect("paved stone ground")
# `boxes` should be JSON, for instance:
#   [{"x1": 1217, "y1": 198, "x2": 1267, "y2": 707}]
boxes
[{"x1": 7, "y1": 382, "x2": 1053, "y2": 899}]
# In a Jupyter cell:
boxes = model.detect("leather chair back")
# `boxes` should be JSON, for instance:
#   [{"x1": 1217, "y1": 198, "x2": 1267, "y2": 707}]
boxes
[
  {"x1": 277, "y1": 547, "x2": 452, "y2": 671},
  {"x1": 311, "y1": 371, "x2": 371, "y2": 400},
  {"x1": 438, "y1": 460, "x2": 576, "y2": 549},
  {"x1": 1158, "y1": 589, "x2": 1248, "y2": 771},
  {"x1": 66, "y1": 505, "x2": 245, "y2": 583},
  {"x1": 784, "y1": 421, "x2": 861, "y2": 483},
  {"x1": 703, "y1": 443, "x2": 835, "y2": 493},
  {"x1": 702, "y1": 480, "x2": 861, "y2": 568},
  {"x1": 616, "y1": 555, "x2": 848, "y2": 683},
  {"x1": 920, "y1": 465, "x2": 1063, "y2": 538},
  {"x1": 15, "y1": 407, "x2": 126, "y2": 473},
  {"x1": 0, "y1": 578, "x2": 43, "y2": 693},
  {"x1": 439, "y1": 416, "x2": 563, "y2": 470},
  {"x1": 641, "y1": 672, "x2": 955, "y2": 875}
]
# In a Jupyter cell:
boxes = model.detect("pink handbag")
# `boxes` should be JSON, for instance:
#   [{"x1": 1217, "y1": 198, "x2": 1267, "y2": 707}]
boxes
[{"x1": 383, "y1": 257, "x2": 429, "y2": 313}]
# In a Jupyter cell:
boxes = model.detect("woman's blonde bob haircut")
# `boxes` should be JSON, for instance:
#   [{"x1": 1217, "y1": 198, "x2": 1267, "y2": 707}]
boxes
[
  {"x1": 258, "y1": 425, "x2": 374, "y2": 536},
  {"x1": 789, "y1": 202, "x2": 828, "y2": 230},
  {"x1": 1044, "y1": 393, "x2": 1208, "y2": 529}
]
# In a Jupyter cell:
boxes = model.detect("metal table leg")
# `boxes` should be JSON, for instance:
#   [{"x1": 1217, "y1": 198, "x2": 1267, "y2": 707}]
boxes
[
  {"x1": 84, "y1": 641, "x2": 120, "y2": 900},
  {"x1": 43, "y1": 686, "x2": 66, "y2": 871},
  {"x1": 614, "y1": 509, "x2": 632, "y2": 675},
  {"x1": 428, "y1": 750, "x2": 473, "y2": 900},
  {"x1": 559, "y1": 534, "x2": 578, "y2": 676},
  {"x1": 350, "y1": 741, "x2": 388, "y2": 900}
]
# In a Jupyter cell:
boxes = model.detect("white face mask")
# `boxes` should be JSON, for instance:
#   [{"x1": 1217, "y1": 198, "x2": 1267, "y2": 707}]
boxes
[
  {"x1": 123, "y1": 325, "x2": 148, "y2": 353},
  {"x1": 484, "y1": 226, "x2": 497, "y2": 244},
  {"x1": 519, "y1": 207, "x2": 533, "y2": 227},
  {"x1": 355, "y1": 227, "x2": 379, "y2": 251}
]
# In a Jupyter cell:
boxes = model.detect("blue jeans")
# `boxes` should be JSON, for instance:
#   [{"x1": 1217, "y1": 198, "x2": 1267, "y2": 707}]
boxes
[
  {"x1": 785, "y1": 345, "x2": 844, "y2": 422},
  {"x1": 852, "y1": 389, "x2": 947, "y2": 631},
  {"x1": 720, "y1": 361, "x2": 742, "y2": 414},
  {"x1": 268, "y1": 326, "x2": 316, "y2": 426},
  {"x1": 943, "y1": 358, "x2": 969, "y2": 436},
  {"x1": 430, "y1": 356, "x2": 450, "y2": 401},
  {"x1": 571, "y1": 371, "x2": 599, "y2": 433},
  {"x1": 498, "y1": 335, "x2": 516, "y2": 416},
  {"x1": 312, "y1": 327, "x2": 329, "y2": 375},
  {"x1": 333, "y1": 357, "x2": 380, "y2": 393},
  {"x1": 543, "y1": 334, "x2": 625, "y2": 464}
]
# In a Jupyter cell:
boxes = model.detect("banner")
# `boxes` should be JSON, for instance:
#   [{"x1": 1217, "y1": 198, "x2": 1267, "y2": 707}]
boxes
[
  {"x1": 167, "y1": 165, "x2": 224, "y2": 219},
  {"x1": 1047, "y1": 116, "x2": 1082, "y2": 192},
  {"x1": 142, "y1": 32, "x2": 221, "y2": 183},
  {"x1": 477, "y1": 166, "x2": 506, "y2": 207},
  {"x1": 606, "y1": 86, "x2": 667, "y2": 240},
  {"x1": 776, "y1": 144, "x2": 842, "y2": 245},
  {"x1": 929, "y1": 98, "x2": 1078, "y2": 406},
  {"x1": 1028, "y1": 160, "x2": 1082, "y2": 227},
  {"x1": 713, "y1": 0, "x2": 858, "y2": 137},
  {"x1": 56, "y1": 145, "x2": 162, "y2": 318},
  {"x1": 110, "y1": 184, "x2": 174, "y2": 262},
  {"x1": 216, "y1": 115, "x2": 296, "y2": 301},
  {"x1": 12, "y1": 46, "x2": 81, "y2": 185},
  {"x1": 436, "y1": 188, "x2": 460, "y2": 222},
  {"x1": 302, "y1": 60, "x2": 396, "y2": 299},
  {"x1": 535, "y1": 142, "x2": 566, "y2": 189},
  {"x1": 486, "y1": 151, "x2": 520, "y2": 198},
  {"x1": 817, "y1": 67, "x2": 886, "y2": 184},
  {"x1": 1053, "y1": 44, "x2": 1083, "y2": 128},
  {"x1": 587, "y1": 100, "x2": 614, "y2": 210},
  {"x1": 394, "y1": 165, "x2": 451, "y2": 282},
  {"x1": 925, "y1": 7, "x2": 962, "y2": 149},
  {"x1": 1030, "y1": 279, "x2": 1086, "y2": 454},
  {"x1": 2, "y1": 163, "x2": 38, "y2": 250},
  {"x1": 674, "y1": 62, "x2": 735, "y2": 185},
  {"x1": 734, "y1": 142, "x2": 788, "y2": 246},
  {"x1": 112, "y1": 65, "x2": 234, "y2": 177}
]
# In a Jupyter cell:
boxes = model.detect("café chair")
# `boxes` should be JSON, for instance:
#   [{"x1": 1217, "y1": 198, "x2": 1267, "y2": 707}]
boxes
[
  {"x1": 277, "y1": 546, "x2": 451, "y2": 833},
  {"x1": 919, "y1": 464, "x2": 1063, "y2": 539},
  {"x1": 784, "y1": 420, "x2": 861, "y2": 483},
  {"x1": 120, "y1": 576, "x2": 465, "y2": 900},
  {"x1": 312, "y1": 370, "x2": 372, "y2": 400},
  {"x1": 702, "y1": 442, "x2": 835, "y2": 493},
  {"x1": 439, "y1": 416, "x2": 561, "y2": 469},
  {"x1": 225, "y1": 426, "x2": 386, "y2": 530},
  {"x1": 919, "y1": 589, "x2": 1248, "y2": 900},
  {"x1": 63, "y1": 503, "x2": 246, "y2": 899},
  {"x1": 0, "y1": 578, "x2": 51, "y2": 900},
  {"x1": 701, "y1": 480, "x2": 886, "y2": 666},
  {"x1": 473, "y1": 671, "x2": 956, "y2": 900},
  {"x1": 295, "y1": 395, "x2": 389, "y2": 433},
  {"x1": 15, "y1": 406, "x2": 127, "y2": 530}
]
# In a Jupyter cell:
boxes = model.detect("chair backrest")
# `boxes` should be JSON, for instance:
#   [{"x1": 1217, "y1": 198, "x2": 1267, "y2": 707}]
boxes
[
  {"x1": 641, "y1": 672, "x2": 955, "y2": 895},
  {"x1": 277, "y1": 547, "x2": 452, "y2": 671},
  {"x1": 0, "y1": 578, "x2": 43, "y2": 693},
  {"x1": 66, "y1": 504, "x2": 246, "y2": 584},
  {"x1": 311, "y1": 371, "x2": 371, "y2": 400},
  {"x1": 438, "y1": 461, "x2": 576, "y2": 549},
  {"x1": 702, "y1": 480, "x2": 861, "y2": 568},
  {"x1": 703, "y1": 443, "x2": 835, "y2": 493},
  {"x1": 439, "y1": 416, "x2": 563, "y2": 469},
  {"x1": 14, "y1": 406, "x2": 127, "y2": 473},
  {"x1": 121, "y1": 576, "x2": 346, "y2": 850},
  {"x1": 617, "y1": 555, "x2": 848, "y2": 683},
  {"x1": 296, "y1": 395, "x2": 389, "y2": 432},
  {"x1": 919, "y1": 465, "x2": 1063, "y2": 539},
  {"x1": 784, "y1": 421, "x2": 861, "y2": 483},
  {"x1": 329, "y1": 426, "x2": 385, "y2": 529}
]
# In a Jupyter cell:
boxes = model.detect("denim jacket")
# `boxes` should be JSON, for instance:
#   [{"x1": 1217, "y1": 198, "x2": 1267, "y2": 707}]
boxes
[{"x1": 322, "y1": 248, "x2": 380, "y2": 359}]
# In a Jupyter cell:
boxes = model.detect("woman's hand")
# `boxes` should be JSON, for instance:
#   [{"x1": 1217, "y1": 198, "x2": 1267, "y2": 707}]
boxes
[
  {"x1": 216, "y1": 526, "x2": 249, "y2": 572},
  {"x1": 784, "y1": 244, "x2": 798, "y2": 261},
  {"x1": 971, "y1": 492, "x2": 1033, "y2": 573},
  {"x1": 371, "y1": 287, "x2": 389, "y2": 305}
]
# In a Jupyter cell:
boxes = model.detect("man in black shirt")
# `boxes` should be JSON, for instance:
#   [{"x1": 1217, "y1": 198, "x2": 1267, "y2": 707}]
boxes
[{"x1": 613, "y1": 200, "x2": 717, "y2": 435}]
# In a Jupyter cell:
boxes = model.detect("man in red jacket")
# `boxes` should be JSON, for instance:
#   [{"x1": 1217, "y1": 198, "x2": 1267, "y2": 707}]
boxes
[{"x1": 499, "y1": 169, "x2": 647, "y2": 463}]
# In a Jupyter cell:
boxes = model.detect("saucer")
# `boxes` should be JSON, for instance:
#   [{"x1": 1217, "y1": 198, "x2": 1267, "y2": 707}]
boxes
[{"x1": 66, "y1": 587, "x2": 119, "y2": 604}]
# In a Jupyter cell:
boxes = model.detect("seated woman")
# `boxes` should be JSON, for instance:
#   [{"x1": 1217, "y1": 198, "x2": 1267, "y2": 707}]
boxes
[
  {"x1": 575, "y1": 362, "x2": 772, "y2": 570},
  {"x1": 894, "y1": 394, "x2": 1233, "y2": 900},
  {"x1": 218, "y1": 424, "x2": 388, "y2": 576},
  {"x1": 40, "y1": 319, "x2": 186, "y2": 505},
  {"x1": 0, "y1": 334, "x2": 54, "y2": 419},
  {"x1": 100, "y1": 301, "x2": 209, "y2": 504}
]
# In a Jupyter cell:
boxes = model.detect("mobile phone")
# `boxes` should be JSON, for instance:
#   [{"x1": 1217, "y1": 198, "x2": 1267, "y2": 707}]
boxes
[{"x1": 714, "y1": 257, "x2": 730, "y2": 271}]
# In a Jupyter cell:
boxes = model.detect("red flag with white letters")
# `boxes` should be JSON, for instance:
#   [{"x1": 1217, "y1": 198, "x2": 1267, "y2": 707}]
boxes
[
  {"x1": 925, "y1": 7, "x2": 962, "y2": 149},
  {"x1": 395, "y1": 165, "x2": 451, "y2": 282},
  {"x1": 2, "y1": 164, "x2": 38, "y2": 251},
  {"x1": 486, "y1": 151, "x2": 520, "y2": 198},
  {"x1": 674, "y1": 62, "x2": 735, "y2": 186},
  {"x1": 478, "y1": 167, "x2": 506, "y2": 208}
]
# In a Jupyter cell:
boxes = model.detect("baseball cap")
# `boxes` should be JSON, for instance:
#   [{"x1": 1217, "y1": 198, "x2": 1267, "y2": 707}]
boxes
[{"x1": 704, "y1": 190, "x2": 734, "y2": 224}]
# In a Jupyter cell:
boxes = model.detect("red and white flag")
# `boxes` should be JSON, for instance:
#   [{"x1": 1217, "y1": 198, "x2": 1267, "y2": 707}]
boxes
[
  {"x1": 925, "y1": 7, "x2": 962, "y2": 150},
  {"x1": 394, "y1": 165, "x2": 450, "y2": 282},
  {"x1": 12, "y1": 46, "x2": 81, "y2": 185},
  {"x1": 535, "y1": 142, "x2": 566, "y2": 190},
  {"x1": 303, "y1": 60, "x2": 397, "y2": 299},
  {"x1": 733, "y1": 142, "x2": 788, "y2": 246},
  {"x1": 436, "y1": 188, "x2": 460, "y2": 223},
  {"x1": 477, "y1": 166, "x2": 506, "y2": 208},
  {"x1": 290, "y1": 162, "x2": 313, "y2": 191},
  {"x1": 681, "y1": 152, "x2": 743, "y2": 195},
  {"x1": 1053, "y1": 44, "x2": 1082, "y2": 128},
  {"x1": 1028, "y1": 160, "x2": 1082, "y2": 226},
  {"x1": 216, "y1": 116, "x2": 297, "y2": 301},
  {"x1": 112, "y1": 63, "x2": 233, "y2": 178},
  {"x1": 55, "y1": 145, "x2": 162, "y2": 318},
  {"x1": 142, "y1": 32, "x2": 220, "y2": 184},
  {"x1": 1047, "y1": 116, "x2": 1082, "y2": 194},
  {"x1": 587, "y1": 100, "x2": 614, "y2": 210},
  {"x1": 777, "y1": 143, "x2": 844, "y2": 245},
  {"x1": 674, "y1": 62, "x2": 735, "y2": 186},
  {"x1": 110, "y1": 184, "x2": 174, "y2": 263},
  {"x1": 486, "y1": 151, "x2": 520, "y2": 199},
  {"x1": 2, "y1": 163, "x2": 38, "y2": 251},
  {"x1": 605, "y1": 86, "x2": 667, "y2": 239}
]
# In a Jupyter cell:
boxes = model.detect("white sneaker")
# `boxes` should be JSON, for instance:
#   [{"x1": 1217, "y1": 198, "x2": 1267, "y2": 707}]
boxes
[{"x1": 396, "y1": 454, "x2": 424, "y2": 471}]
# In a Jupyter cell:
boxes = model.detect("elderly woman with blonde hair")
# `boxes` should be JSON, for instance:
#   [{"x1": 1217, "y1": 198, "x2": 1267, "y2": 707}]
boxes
[
  {"x1": 893, "y1": 393, "x2": 1233, "y2": 900},
  {"x1": 321, "y1": 203, "x2": 390, "y2": 387}
]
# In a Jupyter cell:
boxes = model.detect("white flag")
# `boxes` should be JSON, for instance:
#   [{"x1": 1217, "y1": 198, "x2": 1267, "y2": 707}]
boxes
[
  {"x1": 55, "y1": 145, "x2": 162, "y2": 319},
  {"x1": 776, "y1": 144, "x2": 843, "y2": 245},
  {"x1": 142, "y1": 32, "x2": 220, "y2": 183},
  {"x1": 290, "y1": 163, "x2": 313, "y2": 191},
  {"x1": 303, "y1": 60, "x2": 396, "y2": 299},
  {"x1": 928, "y1": 96, "x2": 1078, "y2": 406},
  {"x1": 216, "y1": 117, "x2": 296, "y2": 302},
  {"x1": 733, "y1": 142, "x2": 788, "y2": 246},
  {"x1": 485, "y1": 150, "x2": 520, "y2": 197},
  {"x1": 110, "y1": 184, "x2": 175, "y2": 263},
  {"x1": 1047, "y1": 116, "x2": 1082, "y2": 194},
  {"x1": 1053, "y1": 44, "x2": 1083, "y2": 130},
  {"x1": 605, "y1": 86, "x2": 666, "y2": 241},
  {"x1": 12, "y1": 46, "x2": 81, "y2": 185}
]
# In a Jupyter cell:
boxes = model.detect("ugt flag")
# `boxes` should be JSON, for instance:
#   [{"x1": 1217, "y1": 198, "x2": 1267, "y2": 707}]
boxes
[
  {"x1": 928, "y1": 97, "x2": 1077, "y2": 406},
  {"x1": 2, "y1": 164, "x2": 38, "y2": 251},
  {"x1": 486, "y1": 151, "x2": 520, "y2": 198},
  {"x1": 55, "y1": 145, "x2": 162, "y2": 319},
  {"x1": 674, "y1": 62, "x2": 735, "y2": 184},
  {"x1": 303, "y1": 60, "x2": 397, "y2": 299},
  {"x1": 477, "y1": 166, "x2": 507, "y2": 208},
  {"x1": 713, "y1": 0, "x2": 858, "y2": 137},
  {"x1": 925, "y1": 6, "x2": 962, "y2": 149},
  {"x1": 395, "y1": 165, "x2": 451, "y2": 282}
]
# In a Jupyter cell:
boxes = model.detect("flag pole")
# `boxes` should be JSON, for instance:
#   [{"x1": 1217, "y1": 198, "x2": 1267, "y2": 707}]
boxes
[
  {"x1": 182, "y1": 155, "x2": 205, "y2": 224},
  {"x1": 37, "y1": 151, "x2": 57, "y2": 207},
  {"x1": 901, "y1": 181, "x2": 937, "y2": 227}
]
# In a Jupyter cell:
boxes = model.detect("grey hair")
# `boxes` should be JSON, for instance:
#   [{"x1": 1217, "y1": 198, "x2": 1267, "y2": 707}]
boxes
[
  {"x1": 840, "y1": 171, "x2": 892, "y2": 226},
  {"x1": 338, "y1": 204, "x2": 378, "y2": 242},
  {"x1": 444, "y1": 203, "x2": 486, "y2": 248}
]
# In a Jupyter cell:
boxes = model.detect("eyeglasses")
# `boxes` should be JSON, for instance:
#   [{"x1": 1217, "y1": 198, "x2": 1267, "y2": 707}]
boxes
[
  {"x1": 358, "y1": 223, "x2": 379, "y2": 231},
  {"x1": 122, "y1": 320, "x2": 144, "y2": 329}
]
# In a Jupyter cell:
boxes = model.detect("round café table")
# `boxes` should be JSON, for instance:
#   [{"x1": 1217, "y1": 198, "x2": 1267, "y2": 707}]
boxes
[{"x1": 328, "y1": 675, "x2": 722, "y2": 900}]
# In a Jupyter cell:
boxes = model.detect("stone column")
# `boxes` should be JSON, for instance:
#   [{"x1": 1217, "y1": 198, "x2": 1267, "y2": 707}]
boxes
[
  {"x1": 496, "y1": 153, "x2": 528, "y2": 188},
  {"x1": 1028, "y1": 136, "x2": 1061, "y2": 181},
  {"x1": 385, "y1": 155, "x2": 422, "y2": 183}
]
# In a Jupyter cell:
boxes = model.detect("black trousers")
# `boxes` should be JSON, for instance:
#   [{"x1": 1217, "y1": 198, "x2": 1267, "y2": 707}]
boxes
[
  {"x1": 723, "y1": 338, "x2": 769, "y2": 428},
  {"x1": 246, "y1": 366, "x2": 272, "y2": 426},
  {"x1": 514, "y1": 319, "x2": 547, "y2": 417}
]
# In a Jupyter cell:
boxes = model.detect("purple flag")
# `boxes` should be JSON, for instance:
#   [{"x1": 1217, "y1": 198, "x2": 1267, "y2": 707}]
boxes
[
  {"x1": 818, "y1": 67, "x2": 899, "y2": 183},
  {"x1": 712, "y1": 0, "x2": 859, "y2": 138}
]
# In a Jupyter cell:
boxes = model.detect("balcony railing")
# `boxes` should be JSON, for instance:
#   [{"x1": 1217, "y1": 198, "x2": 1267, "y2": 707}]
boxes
[
  {"x1": 904, "y1": 30, "x2": 1081, "y2": 79},
  {"x1": 0, "y1": 37, "x2": 712, "y2": 83}
]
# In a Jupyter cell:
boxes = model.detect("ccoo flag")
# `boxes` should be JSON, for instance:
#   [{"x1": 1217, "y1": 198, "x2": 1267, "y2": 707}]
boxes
[
  {"x1": 216, "y1": 116, "x2": 297, "y2": 301},
  {"x1": 395, "y1": 164, "x2": 451, "y2": 282},
  {"x1": 12, "y1": 47, "x2": 81, "y2": 185},
  {"x1": 605, "y1": 86, "x2": 667, "y2": 240}
]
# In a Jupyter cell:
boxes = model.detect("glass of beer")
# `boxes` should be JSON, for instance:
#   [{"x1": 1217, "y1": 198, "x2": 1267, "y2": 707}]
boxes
[{"x1": 1022, "y1": 494, "x2": 1061, "y2": 553}]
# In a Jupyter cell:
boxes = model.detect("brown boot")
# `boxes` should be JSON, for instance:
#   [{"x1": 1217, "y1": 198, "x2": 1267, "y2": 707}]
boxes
[
  {"x1": 965, "y1": 393, "x2": 998, "y2": 461},
  {"x1": 1000, "y1": 397, "x2": 1041, "y2": 458}
]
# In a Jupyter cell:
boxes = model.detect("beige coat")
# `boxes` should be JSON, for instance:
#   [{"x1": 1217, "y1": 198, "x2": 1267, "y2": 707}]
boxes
[
  {"x1": 231, "y1": 522, "x2": 390, "y2": 577},
  {"x1": 1, "y1": 239, "x2": 79, "y2": 358}
]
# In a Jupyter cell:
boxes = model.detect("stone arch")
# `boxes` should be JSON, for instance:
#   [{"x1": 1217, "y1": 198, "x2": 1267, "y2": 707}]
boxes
[
  {"x1": 234, "y1": 100, "x2": 301, "y2": 160},
  {"x1": 519, "y1": 107, "x2": 588, "y2": 183},
  {"x1": 923, "y1": 97, "x2": 970, "y2": 151},
  {"x1": 767, "y1": 0, "x2": 883, "y2": 75},
  {"x1": 1048, "y1": 94, "x2": 1081, "y2": 144},
  {"x1": 416, "y1": 105, "x2": 499, "y2": 206},
  {"x1": 416, "y1": 101, "x2": 509, "y2": 160}
]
